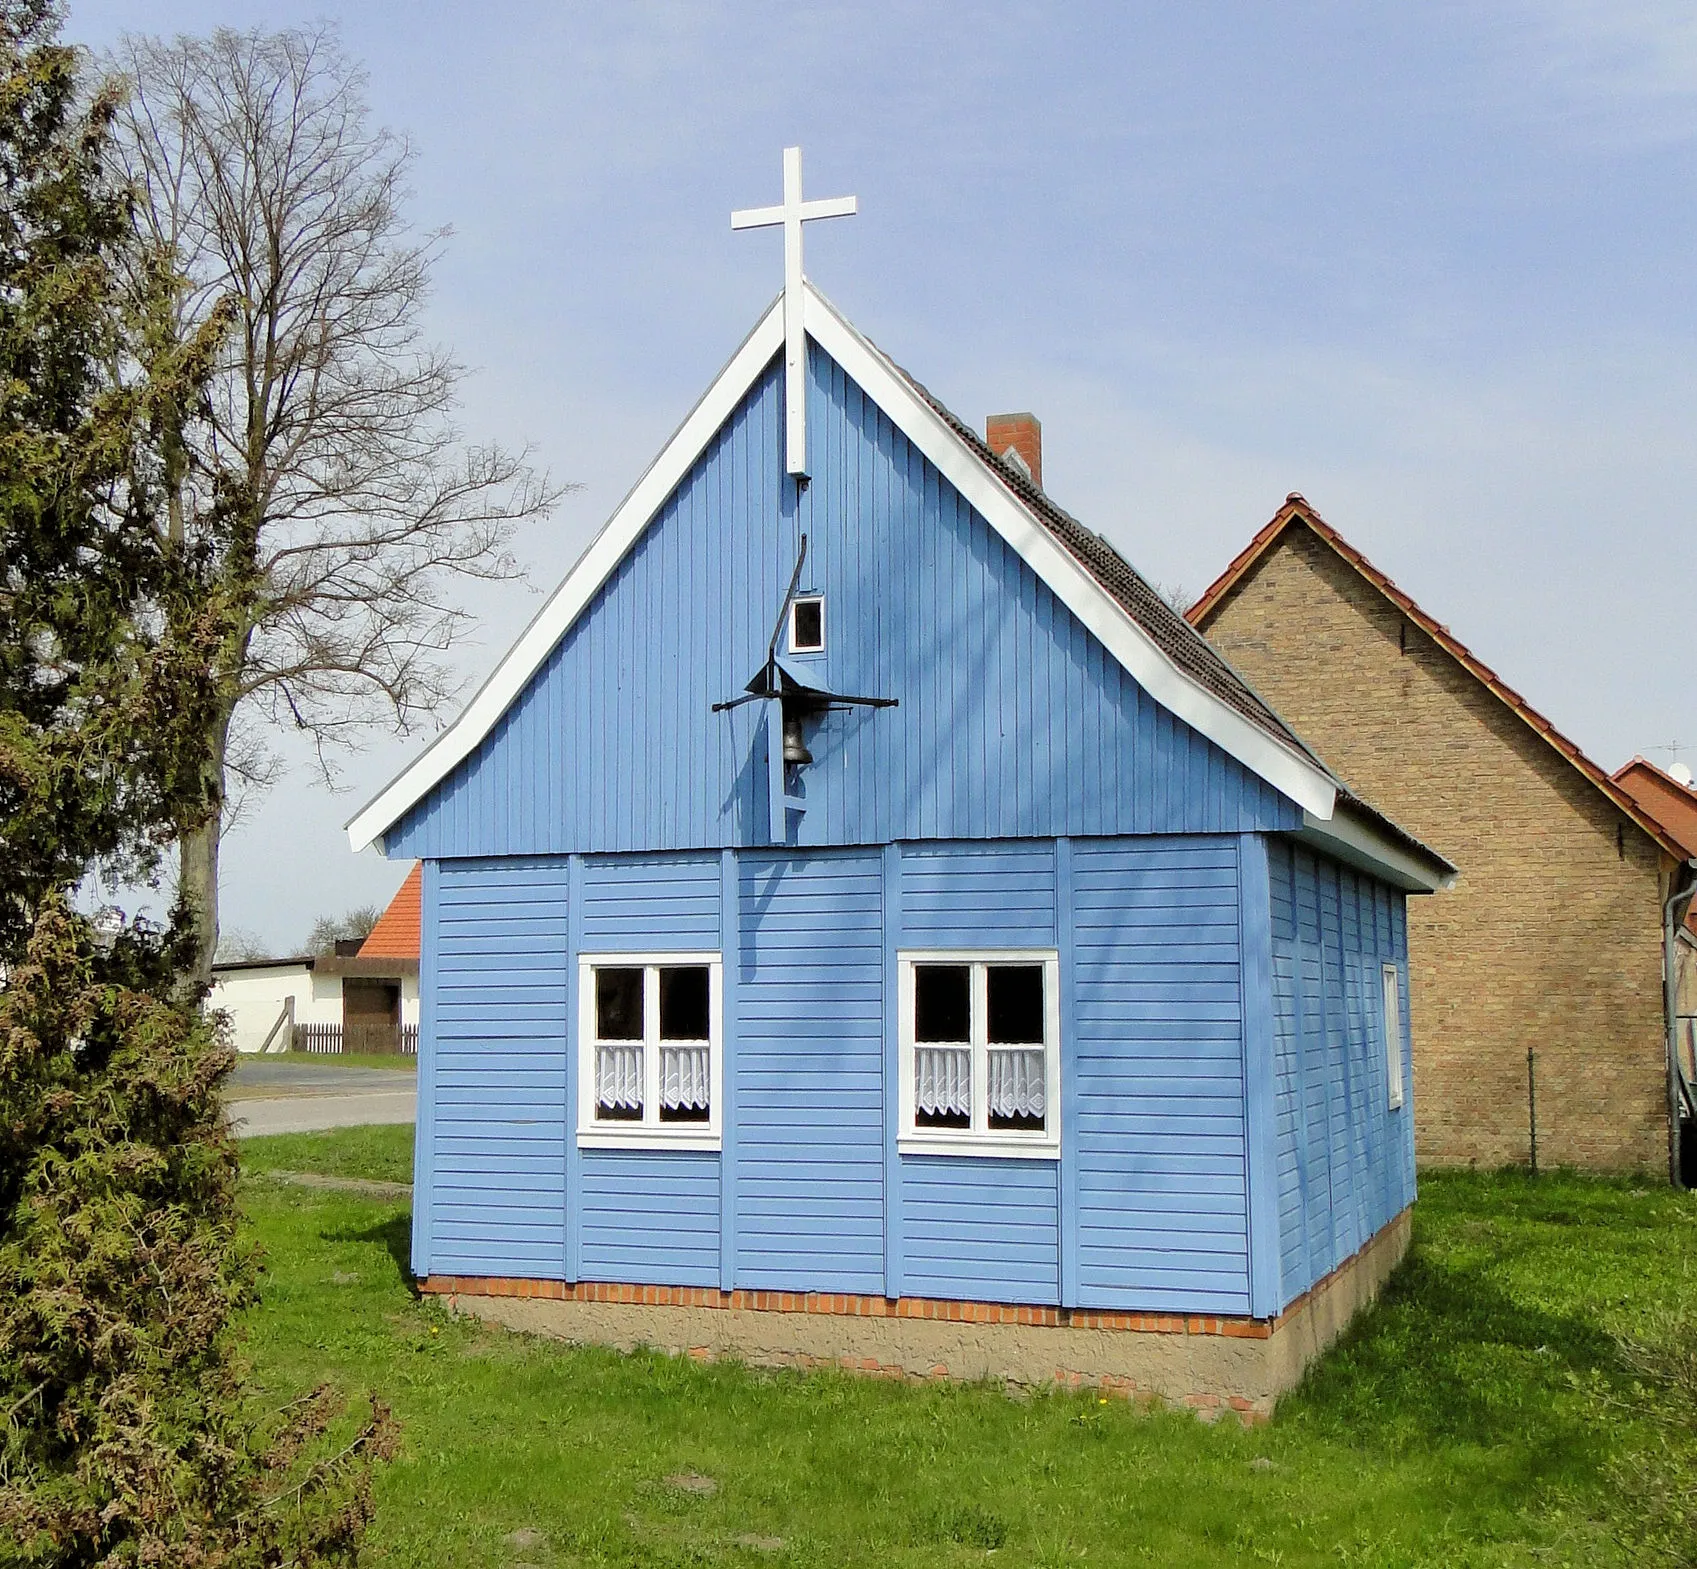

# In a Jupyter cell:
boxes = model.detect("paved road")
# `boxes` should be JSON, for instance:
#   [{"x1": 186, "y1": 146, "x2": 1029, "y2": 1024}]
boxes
[{"x1": 229, "y1": 1058, "x2": 417, "y2": 1137}]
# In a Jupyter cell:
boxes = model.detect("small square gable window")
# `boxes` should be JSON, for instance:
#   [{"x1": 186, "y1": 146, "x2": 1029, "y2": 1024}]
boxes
[{"x1": 789, "y1": 595, "x2": 824, "y2": 654}]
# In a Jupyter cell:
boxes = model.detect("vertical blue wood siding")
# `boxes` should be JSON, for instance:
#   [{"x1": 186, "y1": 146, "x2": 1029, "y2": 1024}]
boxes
[
  {"x1": 411, "y1": 835, "x2": 1412, "y2": 1316},
  {"x1": 428, "y1": 858, "x2": 569, "y2": 1277},
  {"x1": 1268, "y1": 840, "x2": 1415, "y2": 1302},
  {"x1": 1071, "y1": 837, "x2": 1251, "y2": 1314},
  {"x1": 734, "y1": 850, "x2": 887, "y2": 1293},
  {"x1": 384, "y1": 346, "x2": 1300, "y2": 861}
]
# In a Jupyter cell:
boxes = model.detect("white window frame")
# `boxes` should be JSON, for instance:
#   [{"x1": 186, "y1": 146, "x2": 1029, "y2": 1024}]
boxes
[
  {"x1": 1382, "y1": 963, "x2": 1405, "y2": 1111},
  {"x1": 577, "y1": 952, "x2": 723, "y2": 1151},
  {"x1": 788, "y1": 593, "x2": 825, "y2": 655},
  {"x1": 898, "y1": 949, "x2": 1061, "y2": 1160}
]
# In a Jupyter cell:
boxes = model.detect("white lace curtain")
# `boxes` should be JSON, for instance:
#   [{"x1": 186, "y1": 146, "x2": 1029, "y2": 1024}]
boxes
[
  {"x1": 988, "y1": 1048, "x2": 1045, "y2": 1119},
  {"x1": 596, "y1": 1044, "x2": 642, "y2": 1111},
  {"x1": 915, "y1": 1046, "x2": 970, "y2": 1117},
  {"x1": 661, "y1": 1044, "x2": 710, "y2": 1111}
]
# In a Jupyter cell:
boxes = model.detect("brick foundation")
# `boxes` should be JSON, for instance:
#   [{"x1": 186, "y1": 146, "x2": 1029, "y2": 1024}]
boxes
[{"x1": 421, "y1": 1207, "x2": 1411, "y2": 1422}]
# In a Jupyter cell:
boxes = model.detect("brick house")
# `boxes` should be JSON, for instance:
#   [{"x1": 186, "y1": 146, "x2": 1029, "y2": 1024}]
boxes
[{"x1": 1187, "y1": 495, "x2": 1697, "y2": 1177}]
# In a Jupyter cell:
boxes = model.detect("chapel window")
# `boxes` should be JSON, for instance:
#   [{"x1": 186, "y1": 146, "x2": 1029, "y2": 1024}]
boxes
[
  {"x1": 581, "y1": 956, "x2": 722, "y2": 1148},
  {"x1": 901, "y1": 952, "x2": 1059, "y2": 1157}
]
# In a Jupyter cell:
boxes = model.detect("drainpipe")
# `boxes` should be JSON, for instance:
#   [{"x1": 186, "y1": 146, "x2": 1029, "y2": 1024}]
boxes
[{"x1": 1665, "y1": 858, "x2": 1697, "y2": 1188}]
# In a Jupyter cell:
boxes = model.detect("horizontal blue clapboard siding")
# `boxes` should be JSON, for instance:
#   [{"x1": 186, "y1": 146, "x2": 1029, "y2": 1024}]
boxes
[
  {"x1": 1269, "y1": 841, "x2": 1414, "y2": 1300},
  {"x1": 580, "y1": 1152, "x2": 720, "y2": 1287},
  {"x1": 386, "y1": 345, "x2": 1301, "y2": 861},
  {"x1": 735, "y1": 850, "x2": 887, "y2": 1293},
  {"x1": 899, "y1": 840, "x2": 1057, "y2": 949},
  {"x1": 582, "y1": 853, "x2": 722, "y2": 948},
  {"x1": 1070, "y1": 837, "x2": 1251, "y2": 1314},
  {"x1": 427, "y1": 857, "x2": 569, "y2": 1278},
  {"x1": 412, "y1": 834, "x2": 1411, "y2": 1319},
  {"x1": 902, "y1": 1158, "x2": 1060, "y2": 1302},
  {"x1": 896, "y1": 840, "x2": 1062, "y2": 1302},
  {"x1": 576, "y1": 852, "x2": 725, "y2": 1285}
]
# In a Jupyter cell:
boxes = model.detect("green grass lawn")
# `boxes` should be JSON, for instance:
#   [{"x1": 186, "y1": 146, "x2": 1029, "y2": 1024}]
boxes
[
  {"x1": 238, "y1": 1128, "x2": 1697, "y2": 1566},
  {"x1": 244, "y1": 1050, "x2": 418, "y2": 1071}
]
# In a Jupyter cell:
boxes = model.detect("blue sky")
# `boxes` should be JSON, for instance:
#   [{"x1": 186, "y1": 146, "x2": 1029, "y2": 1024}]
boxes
[{"x1": 72, "y1": 1, "x2": 1697, "y2": 951}]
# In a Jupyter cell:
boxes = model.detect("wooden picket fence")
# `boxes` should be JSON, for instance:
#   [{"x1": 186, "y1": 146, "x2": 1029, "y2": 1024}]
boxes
[{"x1": 291, "y1": 1023, "x2": 418, "y2": 1056}]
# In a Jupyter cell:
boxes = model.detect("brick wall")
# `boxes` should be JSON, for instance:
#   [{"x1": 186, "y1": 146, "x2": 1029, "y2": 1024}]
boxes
[{"x1": 1198, "y1": 525, "x2": 1669, "y2": 1172}]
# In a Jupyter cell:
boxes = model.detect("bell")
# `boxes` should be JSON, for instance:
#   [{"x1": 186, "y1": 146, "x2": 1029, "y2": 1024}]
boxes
[{"x1": 781, "y1": 709, "x2": 813, "y2": 766}]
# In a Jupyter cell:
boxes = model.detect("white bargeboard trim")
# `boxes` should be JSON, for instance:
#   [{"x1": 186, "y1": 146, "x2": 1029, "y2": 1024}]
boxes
[{"x1": 346, "y1": 281, "x2": 1337, "y2": 854}]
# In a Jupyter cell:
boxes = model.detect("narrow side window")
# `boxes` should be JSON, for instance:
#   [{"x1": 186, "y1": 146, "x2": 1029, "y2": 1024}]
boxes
[{"x1": 1382, "y1": 964, "x2": 1404, "y2": 1111}]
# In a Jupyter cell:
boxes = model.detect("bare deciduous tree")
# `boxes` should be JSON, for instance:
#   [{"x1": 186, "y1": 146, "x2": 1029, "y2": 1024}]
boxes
[
  {"x1": 111, "y1": 24, "x2": 564, "y2": 984},
  {"x1": 304, "y1": 903, "x2": 382, "y2": 955},
  {"x1": 211, "y1": 926, "x2": 271, "y2": 963}
]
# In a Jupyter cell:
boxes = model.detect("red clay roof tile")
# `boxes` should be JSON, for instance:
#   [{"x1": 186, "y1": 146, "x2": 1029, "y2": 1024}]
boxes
[{"x1": 358, "y1": 862, "x2": 421, "y2": 960}]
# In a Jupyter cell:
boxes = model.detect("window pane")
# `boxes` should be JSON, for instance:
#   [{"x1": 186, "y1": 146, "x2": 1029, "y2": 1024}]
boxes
[
  {"x1": 1383, "y1": 966, "x2": 1403, "y2": 1110},
  {"x1": 595, "y1": 967, "x2": 643, "y2": 1040},
  {"x1": 987, "y1": 965, "x2": 1044, "y2": 1044},
  {"x1": 914, "y1": 964, "x2": 970, "y2": 1042},
  {"x1": 792, "y1": 597, "x2": 823, "y2": 650},
  {"x1": 659, "y1": 1043, "x2": 710, "y2": 1123},
  {"x1": 915, "y1": 1044, "x2": 971, "y2": 1129},
  {"x1": 659, "y1": 965, "x2": 710, "y2": 1041},
  {"x1": 595, "y1": 1043, "x2": 643, "y2": 1120},
  {"x1": 988, "y1": 1047, "x2": 1046, "y2": 1132}
]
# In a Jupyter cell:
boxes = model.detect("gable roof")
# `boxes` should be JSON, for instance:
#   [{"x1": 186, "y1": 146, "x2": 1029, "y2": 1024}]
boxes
[
  {"x1": 891, "y1": 365, "x2": 1305, "y2": 758},
  {"x1": 1613, "y1": 760, "x2": 1697, "y2": 939},
  {"x1": 1188, "y1": 495, "x2": 1691, "y2": 863},
  {"x1": 1613, "y1": 759, "x2": 1697, "y2": 861},
  {"x1": 358, "y1": 862, "x2": 422, "y2": 961},
  {"x1": 345, "y1": 287, "x2": 1445, "y2": 891}
]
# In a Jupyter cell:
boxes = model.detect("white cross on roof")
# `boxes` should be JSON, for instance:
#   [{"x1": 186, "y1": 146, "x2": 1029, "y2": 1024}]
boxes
[{"x1": 732, "y1": 147, "x2": 856, "y2": 477}]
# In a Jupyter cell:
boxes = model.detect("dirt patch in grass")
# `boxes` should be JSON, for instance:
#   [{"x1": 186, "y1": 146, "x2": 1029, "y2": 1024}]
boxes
[{"x1": 254, "y1": 1169, "x2": 413, "y2": 1201}]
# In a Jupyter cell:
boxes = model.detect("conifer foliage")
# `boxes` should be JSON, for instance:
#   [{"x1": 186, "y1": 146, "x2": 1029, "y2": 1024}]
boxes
[{"x1": 0, "y1": 4, "x2": 395, "y2": 1562}]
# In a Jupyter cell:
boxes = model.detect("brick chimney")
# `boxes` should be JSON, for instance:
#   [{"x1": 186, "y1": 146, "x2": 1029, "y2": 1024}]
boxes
[{"x1": 986, "y1": 412, "x2": 1041, "y2": 490}]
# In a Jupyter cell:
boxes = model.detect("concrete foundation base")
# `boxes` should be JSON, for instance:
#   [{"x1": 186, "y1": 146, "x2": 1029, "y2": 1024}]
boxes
[{"x1": 424, "y1": 1207, "x2": 1410, "y2": 1422}]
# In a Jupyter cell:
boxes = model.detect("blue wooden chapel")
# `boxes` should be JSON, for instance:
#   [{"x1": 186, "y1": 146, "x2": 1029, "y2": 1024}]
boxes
[{"x1": 348, "y1": 210, "x2": 1452, "y2": 1327}]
